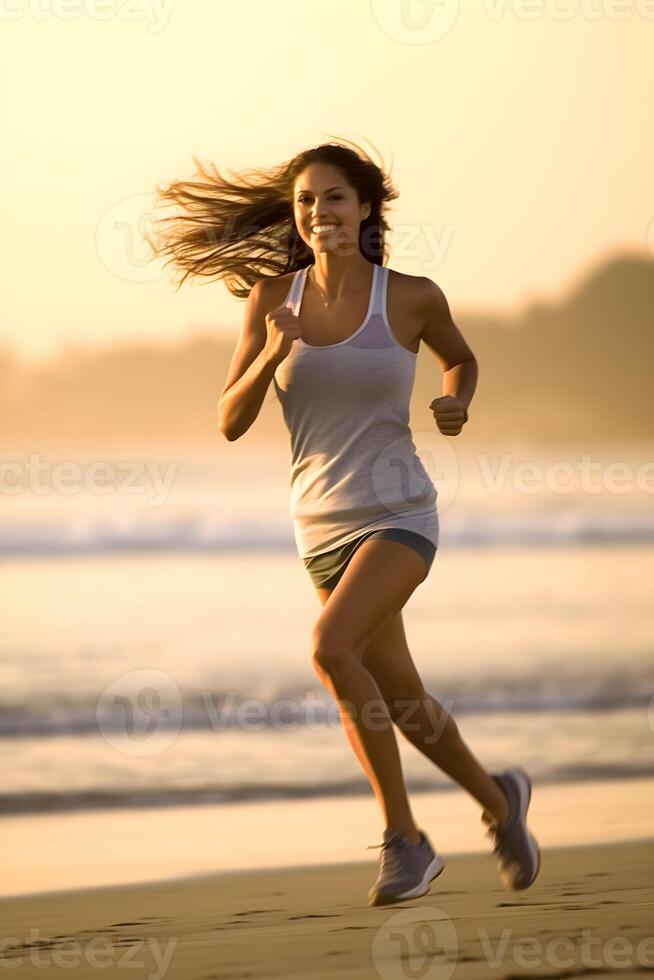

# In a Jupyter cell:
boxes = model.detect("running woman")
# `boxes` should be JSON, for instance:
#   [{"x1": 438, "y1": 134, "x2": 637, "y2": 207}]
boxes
[{"x1": 149, "y1": 138, "x2": 540, "y2": 906}]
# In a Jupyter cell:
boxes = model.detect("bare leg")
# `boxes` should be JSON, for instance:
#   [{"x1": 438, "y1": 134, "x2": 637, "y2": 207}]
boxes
[
  {"x1": 315, "y1": 587, "x2": 509, "y2": 828},
  {"x1": 311, "y1": 539, "x2": 433, "y2": 843},
  {"x1": 313, "y1": 658, "x2": 421, "y2": 843},
  {"x1": 387, "y1": 690, "x2": 509, "y2": 827}
]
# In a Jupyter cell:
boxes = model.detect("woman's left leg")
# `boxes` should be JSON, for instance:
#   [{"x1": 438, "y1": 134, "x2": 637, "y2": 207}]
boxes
[
  {"x1": 359, "y1": 609, "x2": 510, "y2": 827},
  {"x1": 310, "y1": 537, "x2": 430, "y2": 843},
  {"x1": 314, "y1": 582, "x2": 509, "y2": 828}
]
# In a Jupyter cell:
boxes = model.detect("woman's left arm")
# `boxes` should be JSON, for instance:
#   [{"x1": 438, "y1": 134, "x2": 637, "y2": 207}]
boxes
[{"x1": 416, "y1": 278, "x2": 478, "y2": 437}]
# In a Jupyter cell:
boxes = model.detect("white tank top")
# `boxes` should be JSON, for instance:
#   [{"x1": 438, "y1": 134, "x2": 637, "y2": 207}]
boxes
[{"x1": 273, "y1": 262, "x2": 439, "y2": 559}]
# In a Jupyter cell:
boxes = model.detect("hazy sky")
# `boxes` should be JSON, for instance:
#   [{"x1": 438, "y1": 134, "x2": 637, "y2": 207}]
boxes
[{"x1": 1, "y1": 0, "x2": 652, "y2": 364}]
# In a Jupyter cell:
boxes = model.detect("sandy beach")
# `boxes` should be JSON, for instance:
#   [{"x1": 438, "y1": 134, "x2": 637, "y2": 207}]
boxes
[
  {"x1": 2, "y1": 778, "x2": 653, "y2": 979},
  {"x1": 2, "y1": 838, "x2": 653, "y2": 979}
]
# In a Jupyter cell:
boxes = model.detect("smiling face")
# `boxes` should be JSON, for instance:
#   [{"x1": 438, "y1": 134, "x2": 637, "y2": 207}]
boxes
[{"x1": 293, "y1": 162, "x2": 371, "y2": 258}]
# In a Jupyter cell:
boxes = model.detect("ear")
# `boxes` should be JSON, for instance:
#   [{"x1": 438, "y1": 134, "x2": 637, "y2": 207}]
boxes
[{"x1": 362, "y1": 203, "x2": 371, "y2": 221}]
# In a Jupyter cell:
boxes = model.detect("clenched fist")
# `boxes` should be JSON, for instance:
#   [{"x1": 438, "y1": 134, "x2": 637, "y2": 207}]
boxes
[
  {"x1": 430, "y1": 395, "x2": 469, "y2": 436},
  {"x1": 265, "y1": 303, "x2": 303, "y2": 366}
]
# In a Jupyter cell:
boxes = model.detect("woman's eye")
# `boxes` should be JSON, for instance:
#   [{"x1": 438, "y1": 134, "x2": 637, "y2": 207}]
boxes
[{"x1": 299, "y1": 196, "x2": 341, "y2": 203}]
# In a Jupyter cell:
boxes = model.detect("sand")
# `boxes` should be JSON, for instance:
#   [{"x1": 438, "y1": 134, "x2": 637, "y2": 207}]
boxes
[
  {"x1": 1, "y1": 838, "x2": 653, "y2": 979},
  {"x1": 2, "y1": 778, "x2": 653, "y2": 978}
]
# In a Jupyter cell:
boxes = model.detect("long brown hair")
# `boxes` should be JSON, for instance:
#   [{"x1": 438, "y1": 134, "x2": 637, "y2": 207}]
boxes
[{"x1": 146, "y1": 137, "x2": 399, "y2": 299}]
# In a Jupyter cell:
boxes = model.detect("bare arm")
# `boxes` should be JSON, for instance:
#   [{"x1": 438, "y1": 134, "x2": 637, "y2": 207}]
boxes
[
  {"x1": 217, "y1": 280, "x2": 279, "y2": 442},
  {"x1": 416, "y1": 278, "x2": 478, "y2": 434}
]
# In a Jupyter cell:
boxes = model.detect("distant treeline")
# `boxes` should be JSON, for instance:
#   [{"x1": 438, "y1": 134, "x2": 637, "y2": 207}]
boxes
[{"x1": 2, "y1": 252, "x2": 653, "y2": 450}]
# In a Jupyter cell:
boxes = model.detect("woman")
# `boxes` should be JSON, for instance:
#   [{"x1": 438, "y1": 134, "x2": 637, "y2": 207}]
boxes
[{"x1": 149, "y1": 138, "x2": 540, "y2": 906}]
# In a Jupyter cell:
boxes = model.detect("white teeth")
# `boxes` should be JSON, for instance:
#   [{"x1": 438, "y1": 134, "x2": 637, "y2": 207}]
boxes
[{"x1": 312, "y1": 225, "x2": 337, "y2": 233}]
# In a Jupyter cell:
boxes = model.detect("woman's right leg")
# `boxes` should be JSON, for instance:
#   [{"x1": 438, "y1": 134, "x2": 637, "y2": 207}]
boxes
[{"x1": 314, "y1": 585, "x2": 509, "y2": 827}]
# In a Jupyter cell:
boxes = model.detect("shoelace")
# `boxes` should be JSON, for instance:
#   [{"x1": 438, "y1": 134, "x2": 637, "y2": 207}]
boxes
[
  {"x1": 366, "y1": 835, "x2": 409, "y2": 877},
  {"x1": 367, "y1": 836, "x2": 398, "y2": 852},
  {"x1": 367, "y1": 830, "x2": 419, "y2": 852}
]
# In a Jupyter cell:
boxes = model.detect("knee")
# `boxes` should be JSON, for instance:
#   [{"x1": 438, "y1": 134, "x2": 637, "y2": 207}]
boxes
[{"x1": 311, "y1": 626, "x2": 361, "y2": 677}]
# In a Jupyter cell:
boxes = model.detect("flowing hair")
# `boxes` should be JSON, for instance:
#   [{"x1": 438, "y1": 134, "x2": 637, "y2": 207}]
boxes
[{"x1": 146, "y1": 137, "x2": 399, "y2": 299}]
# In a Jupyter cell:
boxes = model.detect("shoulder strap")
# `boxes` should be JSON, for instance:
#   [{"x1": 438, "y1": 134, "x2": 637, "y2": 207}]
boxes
[
  {"x1": 284, "y1": 266, "x2": 310, "y2": 314},
  {"x1": 369, "y1": 263, "x2": 385, "y2": 317}
]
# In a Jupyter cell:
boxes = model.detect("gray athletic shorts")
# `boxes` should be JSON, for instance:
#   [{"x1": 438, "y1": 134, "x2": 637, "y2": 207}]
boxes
[{"x1": 302, "y1": 527, "x2": 437, "y2": 590}]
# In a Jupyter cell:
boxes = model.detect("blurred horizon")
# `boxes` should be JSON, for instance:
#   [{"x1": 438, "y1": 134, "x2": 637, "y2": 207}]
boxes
[
  {"x1": 2, "y1": 247, "x2": 652, "y2": 451},
  {"x1": 0, "y1": 240, "x2": 646, "y2": 369}
]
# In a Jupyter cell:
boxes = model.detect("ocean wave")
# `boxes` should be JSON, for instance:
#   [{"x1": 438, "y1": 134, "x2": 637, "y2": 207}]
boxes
[
  {"x1": 1, "y1": 676, "x2": 651, "y2": 738},
  {"x1": 2, "y1": 512, "x2": 654, "y2": 556},
  {"x1": 0, "y1": 765, "x2": 651, "y2": 816}
]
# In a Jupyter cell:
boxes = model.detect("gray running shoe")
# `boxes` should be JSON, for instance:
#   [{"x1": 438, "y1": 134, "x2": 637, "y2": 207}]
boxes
[
  {"x1": 486, "y1": 767, "x2": 541, "y2": 890},
  {"x1": 366, "y1": 828, "x2": 445, "y2": 906}
]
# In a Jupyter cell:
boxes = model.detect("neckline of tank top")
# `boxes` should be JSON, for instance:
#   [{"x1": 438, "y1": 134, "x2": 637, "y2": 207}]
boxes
[{"x1": 293, "y1": 263, "x2": 417, "y2": 357}]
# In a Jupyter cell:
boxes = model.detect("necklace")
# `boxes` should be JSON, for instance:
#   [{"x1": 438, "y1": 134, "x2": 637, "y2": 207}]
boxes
[{"x1": 308, "y1": 267, "x2": 332, "y2": 309}]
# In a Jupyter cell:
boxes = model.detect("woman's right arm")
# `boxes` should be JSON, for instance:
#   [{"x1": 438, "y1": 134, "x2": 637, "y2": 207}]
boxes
[{"x1": 217, "y1": 279, "x2": 300, "y2": 441}]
